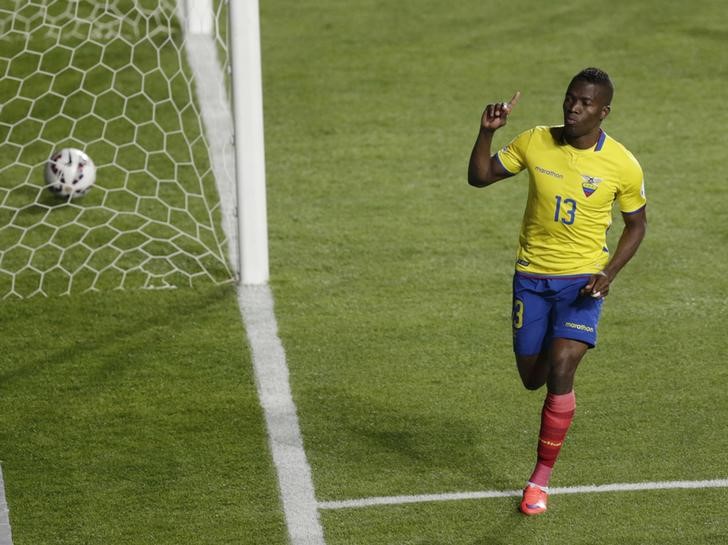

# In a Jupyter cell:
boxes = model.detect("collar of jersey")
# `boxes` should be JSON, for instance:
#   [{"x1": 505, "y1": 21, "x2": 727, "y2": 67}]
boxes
[{"x1": 560, "y1": 128, "x2": 607, "y2": 153}]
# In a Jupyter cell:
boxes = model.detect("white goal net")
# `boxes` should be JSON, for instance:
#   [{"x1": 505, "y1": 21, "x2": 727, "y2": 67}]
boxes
[{"x1": 0, "y1": 0, "x2": 240, "y2": 298}]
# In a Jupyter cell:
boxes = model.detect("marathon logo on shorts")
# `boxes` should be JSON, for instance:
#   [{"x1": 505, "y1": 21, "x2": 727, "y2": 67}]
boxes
[
  {"x1": 581, "y1": 174, "x2": 603, "y2": 197},
  {"x1": 565, "y1": 321, "x2": 594, "y2": 333}
]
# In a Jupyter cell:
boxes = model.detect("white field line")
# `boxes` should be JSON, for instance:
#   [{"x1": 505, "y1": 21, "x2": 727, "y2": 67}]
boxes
[
  {"x1": 318, "y1": 479, "x2": 728, "y2": 510},
  {"x1": 0, "y1": 465, "x2": 13, "y2": 545},
  {"x1": 182, "y1": 32, "x2": 239, "y2": 277},
  {"x1": 181, "y1": 13, "x2": 326, "y2": 544},
  {"x1": 239, "y1": 286, "x2": 326, "y2": 545}
]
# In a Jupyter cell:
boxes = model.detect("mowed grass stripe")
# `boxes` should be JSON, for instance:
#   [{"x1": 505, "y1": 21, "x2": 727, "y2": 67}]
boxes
[{"x1": 0, "y1": 288, "x2": 289, "y2": 545}]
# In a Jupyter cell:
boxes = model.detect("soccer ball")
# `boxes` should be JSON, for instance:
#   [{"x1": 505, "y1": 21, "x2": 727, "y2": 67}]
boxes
[{"x1": 44, "y1": 148, "x2": 97, "y2": 198}]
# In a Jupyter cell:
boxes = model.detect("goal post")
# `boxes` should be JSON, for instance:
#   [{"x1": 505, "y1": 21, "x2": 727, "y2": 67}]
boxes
[
  {"x1": 0, "y1": 0, "x2": 269, "y2": 298},
  {"x1": 228, "y1": 0, "x2": 269, "y2": 286},
  {"x1": 183, "y1": 0, "x2": 270, "y2": 285}
]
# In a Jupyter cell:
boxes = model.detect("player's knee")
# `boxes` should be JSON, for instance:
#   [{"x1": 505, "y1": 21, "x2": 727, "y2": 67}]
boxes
[
  {"x1": 516, "y1": 354, "x2": 548, "y2": 390},
  {"x1": 521, "y1": 375, "x2": 545, "y2": 390},
  {"x1": 547, "y1": 357, "x2": 578, "y2": 392}
]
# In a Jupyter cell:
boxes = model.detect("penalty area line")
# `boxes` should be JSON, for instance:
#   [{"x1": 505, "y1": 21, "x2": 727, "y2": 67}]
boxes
[{"x1": 318, "y1": 478, "x2": 728, "y2": 510}]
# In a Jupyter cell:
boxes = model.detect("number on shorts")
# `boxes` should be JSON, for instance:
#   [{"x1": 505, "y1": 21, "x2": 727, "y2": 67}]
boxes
[{"x1": 513, "y1": 299, "x2": 524, "y2": 329}]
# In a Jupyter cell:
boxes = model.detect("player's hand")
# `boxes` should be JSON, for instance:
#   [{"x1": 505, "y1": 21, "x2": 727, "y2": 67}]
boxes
[
  {"x1": 581, "y1": 271, "x2": 611, "y2": 299},
  {"x1": 481, "y1": 91, "x2": 521, "y2": 132}
]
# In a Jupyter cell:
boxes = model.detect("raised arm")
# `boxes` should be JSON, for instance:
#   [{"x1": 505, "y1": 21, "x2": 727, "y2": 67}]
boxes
[{"x1": 467, "y1": 91, "x2": 520, "y2": 188}]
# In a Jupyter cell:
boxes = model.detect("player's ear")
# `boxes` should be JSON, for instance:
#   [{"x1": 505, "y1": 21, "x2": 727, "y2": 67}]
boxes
[{"x1": 600, "y1": 104, "x2": 611, "y2": 120}]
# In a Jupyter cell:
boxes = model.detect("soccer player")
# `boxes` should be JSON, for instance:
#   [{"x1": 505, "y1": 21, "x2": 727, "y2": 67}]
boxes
[{"x1": 467, "y1": 68, "x2": 647, "y2": 515}]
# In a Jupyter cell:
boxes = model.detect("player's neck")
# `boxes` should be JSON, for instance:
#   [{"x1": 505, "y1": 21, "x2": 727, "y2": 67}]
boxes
[{"x1": 558, "y1": 127, "x2": 603, "y2": 150}]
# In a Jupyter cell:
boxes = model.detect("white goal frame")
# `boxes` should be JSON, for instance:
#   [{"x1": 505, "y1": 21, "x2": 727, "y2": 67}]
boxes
[{"x1": 184, "y1": 0, "x2": 269, "y2": 285}]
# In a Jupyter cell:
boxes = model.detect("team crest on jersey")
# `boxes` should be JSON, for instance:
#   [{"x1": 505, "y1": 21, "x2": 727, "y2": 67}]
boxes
[{"x1": 580, "y1": 174, "x2": 603, "y2": 197}]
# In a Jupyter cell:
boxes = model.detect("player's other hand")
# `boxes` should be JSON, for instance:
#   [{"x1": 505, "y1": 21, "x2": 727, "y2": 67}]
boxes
[
  {"x1": 581, "y1": 271, "x2": 611, "y2": 299},
  {"x1": 481, "y1": 91, "x2": 521, "y2": 132}
]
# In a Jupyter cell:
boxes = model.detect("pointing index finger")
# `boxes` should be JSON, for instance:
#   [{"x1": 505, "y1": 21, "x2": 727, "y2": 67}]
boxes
[{"x1": 506, "y1": 91, "x2": 521, "y2": 111}]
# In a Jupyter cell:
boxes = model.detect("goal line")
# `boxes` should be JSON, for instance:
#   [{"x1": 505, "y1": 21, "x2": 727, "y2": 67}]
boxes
[{"x1": 318, "y1": 478, "x2": 728, "y2": 510}]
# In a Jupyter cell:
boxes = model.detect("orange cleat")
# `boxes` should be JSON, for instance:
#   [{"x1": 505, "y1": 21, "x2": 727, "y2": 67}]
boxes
[{"x1": 520, "y1": 484, "x2": 548, "y2": 515}]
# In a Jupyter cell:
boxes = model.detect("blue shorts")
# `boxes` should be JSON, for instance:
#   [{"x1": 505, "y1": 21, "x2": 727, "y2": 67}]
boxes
[{"x1": 512, "y1": 272, "x2": 603, "y2": 356}]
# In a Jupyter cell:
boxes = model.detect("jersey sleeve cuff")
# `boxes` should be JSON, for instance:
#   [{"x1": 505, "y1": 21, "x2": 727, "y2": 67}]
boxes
[
  {"x1": 620, "y1": 204, "x2": 646, "y2": 215},
  {"x1": 495, "y1": 151, "x2": 518, "y2": 175}
]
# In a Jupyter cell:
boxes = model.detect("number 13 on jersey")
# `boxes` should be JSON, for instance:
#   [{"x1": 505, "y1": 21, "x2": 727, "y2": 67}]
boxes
[{"x1": 554, "y1": 195, "x2": 576, "y2": 225}]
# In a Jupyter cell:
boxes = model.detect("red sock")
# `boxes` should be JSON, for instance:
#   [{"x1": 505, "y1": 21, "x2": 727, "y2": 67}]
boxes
[{"x1": 528, "y1": 390, "x2": 576, "y2": 488}]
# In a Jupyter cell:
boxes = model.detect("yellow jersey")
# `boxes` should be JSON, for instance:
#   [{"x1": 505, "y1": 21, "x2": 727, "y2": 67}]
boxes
[{"x1": 497, "y1": 126, "x2": 646, "y2": 276}]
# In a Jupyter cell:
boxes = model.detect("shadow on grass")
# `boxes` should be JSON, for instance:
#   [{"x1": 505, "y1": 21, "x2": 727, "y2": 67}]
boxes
[
  {"x1": 306, "y1": 385, "x2": 516, "y2": 495},
  {"x1": 0, "y1": 284, "x2": 239, "y2": 393}
]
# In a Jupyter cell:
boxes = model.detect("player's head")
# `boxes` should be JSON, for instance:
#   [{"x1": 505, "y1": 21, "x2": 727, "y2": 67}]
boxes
[
  {"x1": 563, "y1": 67, "x2": 613, "y2": 139},
  {"x1": 570, "y1": 67, "x2": 614, "y2": 106}
]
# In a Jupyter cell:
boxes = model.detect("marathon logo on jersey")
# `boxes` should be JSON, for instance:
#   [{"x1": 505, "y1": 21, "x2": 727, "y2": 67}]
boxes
[
  {"x1": 535, "y1": 166, "x2": 564, "y2": 179},
  {"x1": 580, "y1": 174, "x2": 603, "y2": 197}
]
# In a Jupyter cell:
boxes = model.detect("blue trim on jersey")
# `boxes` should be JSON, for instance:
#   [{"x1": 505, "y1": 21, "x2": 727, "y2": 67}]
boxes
[
  {"x1": 622, "y1": 204, "x2": 646, "y2": 215},
  {"x1": 514, "y1": 271, "x2": 595, "y2": 280},
  {"x1": 594, "y1": 129, "x2": 606, "y2": 152},
  {"x1": 494, "y1": 151, "x2": 517, "y2": 175}
]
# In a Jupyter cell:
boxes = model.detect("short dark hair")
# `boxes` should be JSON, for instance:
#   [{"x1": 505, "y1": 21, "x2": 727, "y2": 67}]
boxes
[{"x1": 570, "y1": 67, "x2": 614, "y2": 105}]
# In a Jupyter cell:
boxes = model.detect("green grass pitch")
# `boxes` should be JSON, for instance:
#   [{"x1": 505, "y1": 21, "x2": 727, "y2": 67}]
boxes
[{"x1": 2, "y1": 0, "x2": 728, "y2": 544}]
